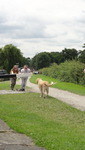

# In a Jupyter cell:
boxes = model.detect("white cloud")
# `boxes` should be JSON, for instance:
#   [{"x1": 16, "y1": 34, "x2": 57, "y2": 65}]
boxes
[{"x1": 0, "y1": 0, "x2": 85, "y2": 58}]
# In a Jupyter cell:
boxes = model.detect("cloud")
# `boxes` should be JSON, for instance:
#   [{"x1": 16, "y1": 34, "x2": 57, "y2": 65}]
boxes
[{"x1": 0, "y1": 0, "x2": 85, "y2": 58}]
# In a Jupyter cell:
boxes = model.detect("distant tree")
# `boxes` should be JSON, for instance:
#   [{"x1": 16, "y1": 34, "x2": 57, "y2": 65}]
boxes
[
  {"x1": 61, "y1": 48, "x2": 78, "y2": 61},
  {"x1": 30, "y1": 54, "x2": 38, "y2": 70},
  {"x1": 31, "y1": 52, "x2": 51, "y2": 70},
  {"x1": 36, "y1": 52, "x2": 51, "y2": 69},
  {"x1": 78, "y1": 50, "x2": 85, "y2": 63},
  {"x1": 82, "y1": 43, "x2": 85, "y2": 49},
  {"x1": 0, "y1": 48, "x2": 3, "y2": 68},
  {"x1": 2, "y1": 44, "x2": 23, "y2": 73},
  {"x1": 21, "y1": 57, "x2": 31, "y2": 67},
  {"x1": 49, "y1": 52, "x2": 65, "y2": 64}
]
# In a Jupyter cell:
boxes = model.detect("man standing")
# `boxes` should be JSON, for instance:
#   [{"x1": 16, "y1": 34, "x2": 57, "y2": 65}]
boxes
[{"x1": 19, "y1": 65, "x2": 31, "y2": 91}]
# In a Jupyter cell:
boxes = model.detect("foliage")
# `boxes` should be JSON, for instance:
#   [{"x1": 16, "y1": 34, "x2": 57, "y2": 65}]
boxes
[
  {"x1": 0, "y1": 44, "x2": 30, "y2": 73},
  {"x1": 0, "y1": 43, "x2": 85, "y2": 73},
  {"x1": 82, "y1": 43, "x2": 85, "y2": 48},
  {"x1": 21, "y1": 57, "x2": 31, "y2": 67},
  {"x1": 48, "y1": 52, "x2": 65, "y2": 64},
  {"x1": 31, "y1": 48, "x2": 82, "y2": 70},
  {"x1": 78, "y1": 50, "x2": 85, "y2": 63},
  {"x1": 61, "y1": 48, "x2": 78, "y2": 60},
  {"x1": 39, "y1": 60, "x2": 85, "y2": 85},
  {"x1": 0, "y1": 44, "x2": 22, "y2": 72},
  {"x1": 31, "y1": 52, "x2": 51, "y2": 70},
  {"x1": 36, "y1": 52, "x2": 51, "y2": 69}
]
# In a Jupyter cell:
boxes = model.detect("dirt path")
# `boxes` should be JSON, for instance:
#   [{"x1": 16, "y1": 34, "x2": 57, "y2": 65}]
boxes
[{"x1": 17, "y1": 74, "x2": 85, "y2": 111}]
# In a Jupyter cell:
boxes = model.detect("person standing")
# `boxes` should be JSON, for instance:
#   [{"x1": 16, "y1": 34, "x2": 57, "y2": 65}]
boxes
[
  {"x1": 10, "y1": 65, "x2": 19, "y2": 90},
  {"x1": 19, "y1": 65, "x2": 31, "y2": 91}
]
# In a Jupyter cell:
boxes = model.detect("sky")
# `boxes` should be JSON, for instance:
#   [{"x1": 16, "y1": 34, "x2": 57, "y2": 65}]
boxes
[{"x1": 0, "y1": 0, "x2": 85, "y2": 58}]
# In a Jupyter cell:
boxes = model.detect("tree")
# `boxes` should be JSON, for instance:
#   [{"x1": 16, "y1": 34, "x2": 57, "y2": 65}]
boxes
[
  {"x1": 30, "y1": 55, "x2": 38, "y2": 70},
  {"x1": 82, "y1": 43, "x2": 85, "y2": 49},
  {"x1": 0, "y1": 48, "x2": 3, "y2": 69},
  {"x1": 78, "y1": 50, "x2": 85, "y2": 63},
  {"x1": 2, "y1": 44, "x2": 23, "y2": 73},
  {"x1": 36, "y1": 52, "x2": 51, "y2": 69},
  {"x1": 31, "y1": 52, "x2": 51, "y2": 70},
  {"x1": 49, "y1": 52, "x2": 65, "y2": 64},
  {"x1": 21, "y1": 57, "x2": 31, "y2": 67},
  {"x1": 61, "y1": 48, "x2": 78, "y2": 61}
]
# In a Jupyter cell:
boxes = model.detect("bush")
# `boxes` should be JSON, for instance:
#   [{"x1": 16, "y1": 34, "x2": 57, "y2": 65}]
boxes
[{"x1": 40, "y1": 61, "x2": 85, "y2": 85}]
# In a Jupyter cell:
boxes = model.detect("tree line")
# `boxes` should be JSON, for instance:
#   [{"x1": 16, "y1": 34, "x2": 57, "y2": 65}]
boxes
[
  {"x1": 31, "y1": 46, "x2": 85, "y2": 70},
  {"x1": 0, "y1": 44, "x2": 85, "y2": 73}
]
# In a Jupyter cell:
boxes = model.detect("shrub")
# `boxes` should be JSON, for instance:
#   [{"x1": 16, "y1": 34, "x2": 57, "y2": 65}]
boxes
[{"x1": 40, "y1": 61, "x2": 85, "y2": 85}]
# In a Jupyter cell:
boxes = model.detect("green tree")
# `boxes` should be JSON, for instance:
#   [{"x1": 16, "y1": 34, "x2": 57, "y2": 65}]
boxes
[
  {"x1": 31, "y1": 52, "x2": 51, "y2": 70},
  {"x1": 82, "y1": 43, "x2": 85, "y2": 49},
  {"x1": 21, "y1": 57, "x2": 31, "y2": 67},
  {"x1": 78, "y1": 50, "x2": 85, "y2": 63},
  {"x1": 30, "y1": 55, "x2": 38, "y2": 70},
  {"x1": 36, "y1": 52, "x2": 51, "y2": 69},
  {"x1": 2, "y1": 44, "x2": 23, "y2": 73},
  {"x1": 61, "y1": 48, "x2": 78, "y2": 61},
  {"x1": 0, "y1": 48, "x2": 3, "y2": 68},
  {"x1": 49, "y1": 52, "x2": 65, "y2": 64}
]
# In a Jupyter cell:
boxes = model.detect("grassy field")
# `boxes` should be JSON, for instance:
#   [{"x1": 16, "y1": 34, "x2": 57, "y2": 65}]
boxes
[
  {"x1": 0, "y1": 78, "x2": 85, "y2": 150},
  {"x1": 30, "y1": 74, "x2": 85, "y2": 96}
]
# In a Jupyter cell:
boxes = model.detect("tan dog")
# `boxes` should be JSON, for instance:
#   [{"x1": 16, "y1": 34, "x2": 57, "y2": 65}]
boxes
[{"x1": 36, "y1": 78, "x2": 56, "y2": 98}]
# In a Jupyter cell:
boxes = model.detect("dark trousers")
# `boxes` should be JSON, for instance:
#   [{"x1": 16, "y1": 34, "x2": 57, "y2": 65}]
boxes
[{"x1": 10, "y1": 77, "x2": 17, "y2": 90}]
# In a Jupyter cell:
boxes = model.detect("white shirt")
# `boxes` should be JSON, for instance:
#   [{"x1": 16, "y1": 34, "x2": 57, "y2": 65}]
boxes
[{"x1": 21, "y1": 68, "x2": 31, "y2": 73}]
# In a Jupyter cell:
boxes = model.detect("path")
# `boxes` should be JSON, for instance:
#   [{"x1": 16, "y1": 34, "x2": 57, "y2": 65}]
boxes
[
  {"x1": 0, "y1": 120, "x2": 45, "y2": 150},
  {"x1": 17, "y1": 73, "x2": 85, "y2": 111}
]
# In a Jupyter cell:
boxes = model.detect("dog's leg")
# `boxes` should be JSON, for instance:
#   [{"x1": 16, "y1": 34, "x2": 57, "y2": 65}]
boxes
[
  {"x1": 43, "y1": 88, "x2": 47, "y2": 98},
  {"x1": 40, "y1": 87, "x2": 43, "y2": 97},
  {"x1": 45, "y1": 88, "x2": 49, "y2": 98}
]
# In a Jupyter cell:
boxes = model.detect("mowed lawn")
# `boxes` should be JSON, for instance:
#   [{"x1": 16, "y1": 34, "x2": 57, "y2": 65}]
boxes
[{"x1": 0, "y1": 79, "x2": 85, "y2": 150}]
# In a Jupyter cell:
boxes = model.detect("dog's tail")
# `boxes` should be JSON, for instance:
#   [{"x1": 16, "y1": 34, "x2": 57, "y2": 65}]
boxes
[
  {"x1": 45, "y1": 81, "x2": 57, "y2": 87},
  {"x1": 49, "y1": 81, "x2": 57, "y2": 86}
]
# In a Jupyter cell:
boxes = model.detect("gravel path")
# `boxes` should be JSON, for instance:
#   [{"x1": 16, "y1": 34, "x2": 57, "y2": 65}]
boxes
[
  {"x1": 0, "y1": 90, "x2": 25, "y2": 95},
  {"x1": 0, "y1": 73, "x2": 85, "y2": 111},
  {"x1": 17, "y1": 73, "x2": 85, "y2": 111},
  {"x1": 25, "y1": 78, "x2": 85, "y2": 111}
]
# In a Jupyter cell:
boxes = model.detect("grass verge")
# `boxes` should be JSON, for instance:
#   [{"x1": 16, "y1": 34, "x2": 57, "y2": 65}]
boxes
[{"x1": 30, "y1": 74, "x2": 85, "y2": 96}]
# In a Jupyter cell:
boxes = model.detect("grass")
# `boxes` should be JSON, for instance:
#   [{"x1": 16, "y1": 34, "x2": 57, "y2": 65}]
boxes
[
  {"x1": 0, "y1": 77, "x2": 85, "y2": 150},
  {"x1": 30, "y1": 74, "x2": 85, "y2": 96},
  {"x1": 0, "y1": 80, "x2": 20, "y2": 90},
  {"x1": 0, "y1": 92, "x2": 85, "y2": 150}
]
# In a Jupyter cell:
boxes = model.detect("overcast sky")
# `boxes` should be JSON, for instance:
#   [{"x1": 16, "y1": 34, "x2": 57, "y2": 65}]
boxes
[{"x1": 0, "y1": 0, "x2": 85, "y2": 58}]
